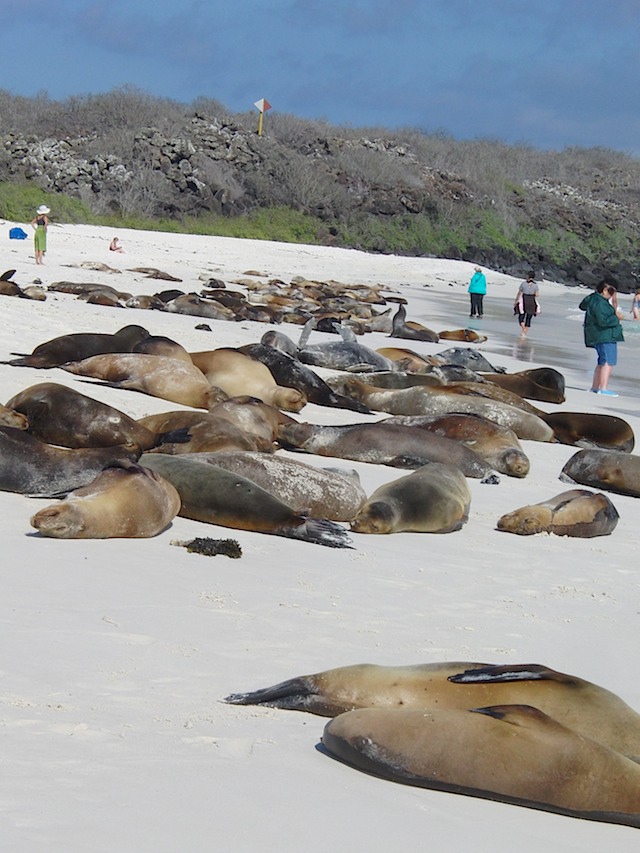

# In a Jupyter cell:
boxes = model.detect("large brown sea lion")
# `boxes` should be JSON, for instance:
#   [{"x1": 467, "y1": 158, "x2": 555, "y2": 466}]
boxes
[
  {"x1": 543, "y1": 411, "x2": 635, "y2": 452},
  {"x1": 561, "y1": 448, "x2": 640, "y2": 497},
  {"x1": 61, "y1": 354, "x2": 217, "y2": 409},
  {"x1": 383, "y1": 413, "x2": 530, "y2": 478},
  {"x1": 324, "y1": 378, "x2": 554, "y2": 442},
  {"x1": 438, "y1": 328, "x2": 487, "y2": 343},
  {"x1": 190, "y1": 349, "x2": 307, "y2": 412},
  {"x1": 139, "y1": 453, "x2": 352, "y2": 549},
  {"x1": 351, "y1": 463, "x2": 471, "y2": 533},
  {"x1": 322, "y1": 705, "x2": 640, "y2": 828},
  {"x1": 0, "y1": 426, "x2": 140, "y2": 496},
  {"x1": 479, "y1": 367, "x2": 565, "y2": 404},
  {"x1": 5, "y1": 324, "x2": 149, "y2": 368},
  {"x1": 225, "y1": 661, "x2": 640, "y2": 761},
  {"x1": 6, "y1": 382, "x2": 158, "y2": 449},
  {"x1": 278, "y1": 421, "x2": 499, "y2": 481},
  {"x1": 185, "y1": 451, "x2": 367, "y2": 521},
  {"x1": 31, "y1": 460, "x2": 181, "y2": 539},
  {"x1": 497, "y1": 489, "x2": 619, "y2": 537}
]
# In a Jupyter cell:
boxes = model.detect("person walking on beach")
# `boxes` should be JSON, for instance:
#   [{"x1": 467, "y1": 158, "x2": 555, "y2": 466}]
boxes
[
  {"x1": 579, "y1": 280, "x2": 624, "y2": 397},
  {"x1": 514, "y1": 271, "x2": 539, "y2": 336},
  {"x1": 31, "y1": 204, "x2": 49, "y2": 265},
  {"x1": 468, "y1": 266, "x2": 487, "y2": 317}
]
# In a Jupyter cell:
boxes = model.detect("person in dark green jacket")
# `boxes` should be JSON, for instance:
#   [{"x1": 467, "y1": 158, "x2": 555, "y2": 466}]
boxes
[{"x1": 579, "y1": 281, "x2": 624, "y2": 397}]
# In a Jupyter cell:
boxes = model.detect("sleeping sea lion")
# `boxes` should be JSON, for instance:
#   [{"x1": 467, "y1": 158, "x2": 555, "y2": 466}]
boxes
[
  {"x1": 543, "y1": 412, "x2": 634, "y2": 452},
  {"x1": 140, "y1": 453, "x2": 353, "y2": 549},
  {"x1": 560, "y1": 448, "x2": 640, "y2": 497},
  {"x1": 479, "y1": 367, "x2": 565, "y2": 404},
  {"x1": 497, "y1": 489, "x2": 619, "y2": 537},
  {"x1": 31, "y1": 460, "x2": 181, "y2": 539},
  {"x1": 350, "y1": 463, "x2": 471, "y2": 533},
  {"x1": 322, "y1": 705, "x2": 640, "y2": 828},
  {"x1": 5, "y1": 324, "x2": 149, "y2": 368}
]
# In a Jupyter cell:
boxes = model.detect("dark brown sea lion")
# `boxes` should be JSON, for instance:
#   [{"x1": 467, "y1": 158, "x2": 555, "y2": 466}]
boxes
[
  {"x1": 561, "y1": 448, "x2": 640, "y2": 497},
  {"x1": 351, "y1": 463, "x2": 471, "y2": 533},
  {"x1": 190, "y1": 349, "x2": 307, "y2": 412},
  {"x1": 31, "y1": 460, "x2": 181, "y2": 539},
  {"x1": 6, "y1": 324, "x2": 150, "y2": 368},
  {"x1": 132, "y1": 335, "x2": 192, "y2": 362},
  {"x1": 322, "y1": 705, "x2": 640, "y2": 828},
  {"x1": 139, "y1": 453, "x2": 353, "y2": 548},
  {"x1": 6, "y1": 382, "x2": 158, "y2": 449},
  {"x1": 389, "y1": 304, "x2": 439, "y2": 342},
  {"x1": 324, "y1": 378, "x2": 554, "y2": 442},
  {"x1": 383, "y1": 413, "x2": 530, "y2": 478},
  {"x1": 0, "y1": 426, "x2": 140, "y2": 496},
  {"x1": 543, "y1": 411, "x2": 635, "y2": 452},
  {"x1": 278, "y1": 421, "x2": 499, "y2": 481},
  {"x1": 225, "y1": 660, "x2": 640, "y2": 761},
  {"x1": 186, "y1": 451, "x2": 367, "y2": 521},
  {"x1": 497, "y1": 489, "x2": 619, "y2": 537},
  {"x1": 61, "y1": 354, "x2": 216, "y2": 409},
  {"x1": 479, "y1": 367, "x2": 566, "y2": 404}
]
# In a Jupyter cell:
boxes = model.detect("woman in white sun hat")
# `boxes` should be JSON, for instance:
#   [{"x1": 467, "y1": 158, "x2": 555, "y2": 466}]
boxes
[{"x1": 31, "y1": 204, "x2": 50, "y2": 265}]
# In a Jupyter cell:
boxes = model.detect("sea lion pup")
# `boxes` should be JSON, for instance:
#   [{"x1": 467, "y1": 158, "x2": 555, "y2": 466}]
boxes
[
  {"x1": 543, "y1": 411, "x2": 634, "y2": 452},
  {"x1": 5, "y1": 324, "x2": 150, "y2": 368},
  {"x1": 294, "y1": 320, "x2": 395, "y2": 372},
  {"x1": 351, "y1": 463, "x2": 471, "y2": 534},
  {"x1": 389, "y1": 303, "x2": 439, "y2": 342},
  {"x1": 561, "y1": 448, "x2": 640, "y2": 498},
  {"x1": 237, "y1": 343, "x2": 371, "y2": 414},
  {"x1": 497, "y1": 489, "x2": 619, "y2": 537},
  {"x1": 0, "y1": 426, "x2": 140, "y2": 496},
  {"x1": 189, "y1": 349, "x2": 307, "y2": 412},
  {"x1": 278, "y1": 421, "x2": 498, "y2": 481},
  {"x1": 31, "y1": 460, "x2": 181, "y2": 539},
  {"x1": 190, "y1": 451, "x2": 367, "y2": 521},
  {"x1": 225, "y1": 661, "x2": 640, "y2": 760},
  {"x1": 139, "y1": 454, "x2": 353, "y2": 549},
  {"x1": 325, "y1": 377, "x2": 554, "y2": 442},
  {"x1": 384, "y1": 413, "x2": 530, "y2": 477},
  {"x1": 438, "y1": 328, "x2": 487, "y2": 343},
  {"x1": 321, "y1": 705, "x2": 640, "y2": 828},
  {"x1": 6, "y1": 382, "x2": 158, "y2": 450},
  {"x1": 0, "y1": 403, "x2": 28, "y2": 429},
  {"x1": 61, "y1": 354, "x2": 216, "y2": 410},
  {"x1": 138, "y1": 410, "x2": 266, "y2": 454},
  {"x1": 479, "y1": 366, "x2": 566, "y2": 404},
  {"x1": 209, "y1": 396, "x2": 296, "y2": 446},
  {"x1": 132, "y1": 335, "x2": 192, "y2": 362}
]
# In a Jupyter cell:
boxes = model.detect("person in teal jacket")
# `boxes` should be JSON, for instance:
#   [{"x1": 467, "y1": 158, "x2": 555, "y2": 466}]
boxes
[
  {"x1": 579, "y1": 281, "x2": 624, "y2": 397},
  {"x1": 468, "y1": 266, "x2": 487, "y2": 317}
]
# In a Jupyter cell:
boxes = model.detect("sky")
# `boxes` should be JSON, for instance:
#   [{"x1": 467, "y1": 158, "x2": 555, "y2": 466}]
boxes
[{"x1": 2, "y1": 0, "x2": 639, "y2": 154}]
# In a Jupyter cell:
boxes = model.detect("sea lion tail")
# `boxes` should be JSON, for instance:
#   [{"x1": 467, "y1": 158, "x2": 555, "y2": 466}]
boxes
[
  {"x1": 224, "y1": 676, "x2": 317, "y2": 710},
  {"x1": 288, "y1": 518, "x2": 354, "y2": 549},
  {"x1": 328, "y1": 393, "x2": 372, "y2": 414}
]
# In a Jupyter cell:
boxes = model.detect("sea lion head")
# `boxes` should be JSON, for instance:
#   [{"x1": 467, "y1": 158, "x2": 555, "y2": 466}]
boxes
[
  {"x1": 271, "y1": 387, "x2": 307, "y2": 413},
  {"x1": 31, "y1": 503, "x2": 86, "y2": 538},
  {"x1": 350, "y1": 501, "x2": 396, "y2": 534}
]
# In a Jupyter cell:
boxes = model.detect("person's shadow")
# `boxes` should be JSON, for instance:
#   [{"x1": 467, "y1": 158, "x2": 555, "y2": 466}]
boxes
[{"x1": 512, "y1": 338, "x2": 534, "y2": 362}]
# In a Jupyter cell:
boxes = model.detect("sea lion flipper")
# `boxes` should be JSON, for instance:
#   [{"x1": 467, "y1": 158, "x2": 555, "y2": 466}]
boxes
[
  {"x1": 287, "y1": 518, "x2": 354, "y2": 549},
  {"x1": 224, "y1": 676, "x2": 319, "y2": 711},
  {"x1": 448, "y1": 663, "x2": 575, "y2": 685}
]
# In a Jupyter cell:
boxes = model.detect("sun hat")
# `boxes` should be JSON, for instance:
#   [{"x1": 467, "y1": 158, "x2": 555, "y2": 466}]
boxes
[{"x1": 36, "y1": 205, "x2": 50, "y2": 215}]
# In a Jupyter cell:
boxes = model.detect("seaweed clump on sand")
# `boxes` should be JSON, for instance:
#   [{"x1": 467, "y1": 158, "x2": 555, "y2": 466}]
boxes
[{"x1": 171, "y1": 537, "x2": 243, "y2": 558}]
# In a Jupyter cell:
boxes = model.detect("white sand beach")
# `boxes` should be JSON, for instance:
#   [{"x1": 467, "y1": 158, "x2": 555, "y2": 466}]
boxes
[{"x1": 1, "y1": 221, "x2": 638, "y2": 851}]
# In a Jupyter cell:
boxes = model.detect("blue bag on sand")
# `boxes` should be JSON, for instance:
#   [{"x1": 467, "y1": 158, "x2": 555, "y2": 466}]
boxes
[{"x1": 9, "y1": 227, "x2": 28, "y2": 240}]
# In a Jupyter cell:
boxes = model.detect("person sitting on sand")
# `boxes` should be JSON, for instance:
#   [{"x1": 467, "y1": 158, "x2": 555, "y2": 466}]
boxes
[{"x1": 109, "y1": 237, "x2": 124, "y2": 253}]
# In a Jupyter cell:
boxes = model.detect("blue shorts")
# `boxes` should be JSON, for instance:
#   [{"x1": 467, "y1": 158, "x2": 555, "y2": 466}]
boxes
[{"x1": 594, "y1": 342, "x2": 617, "y2": 366}]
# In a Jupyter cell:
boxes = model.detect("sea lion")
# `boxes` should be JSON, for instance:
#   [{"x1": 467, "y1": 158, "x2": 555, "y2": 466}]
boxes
[
  {"x1": 322, "y1": 705, "x2": 640, "y2": 828},
  {"x1": 479, "y1": 367, "x2": 565, "y2": 404},
  {"x1": 140, "y1": 413, "x2": 268, "y2": 454},
  {"x1": 543, "y1": 412, "x2": 635, "y2": 452},
  {"x1": 237, "y1": 343, "x2": 371, "y2": 413},
  {"x1": 5, "y1": 324, "x2": 150, "y2": 368},
  {"x1": 324, "y1": 378, "x2": 554, "y2": 442},
  {"x1": 389, "y1": 304, "x2": 439, "y2": 342},
  {"x1": 295, "y1": 320, "x2": 394, "y2": 372},
  {"x1": 31, "y1": 460, "x2": 181, "y2": 539},
  {"x1": 0, "y1": 403, "x2": 28, "y2": 429},
  {"x1": 132, "y1": 335, "x2": 192, "y2": 362},
  {"x1": 224, "y1": 660, "x2": 640, "y2": 761},
  {"x1": 6, "y1": 382, "x2": 158, "y2": 450},
  {"x1": 375, "y1": 347, "x2": 435, "y2": 371},
  {"x1": 189, "y1": 451, "x2": 367, "y2": 521},
  {"x1": 434, "y1": 347, "x2": 503, "y2": 372},
  {"x1": 128, "y1": 266, "x2": 182, "y2": 281},
  {"x1": 61, "y1": 354, "x2": 217, "y2": 409},
  {"x1": 0, "y1": 426, "x2": 140, "y2": 496},
  {"x1": 438, "y1": 328, "x2": 487, "y2": 343},
  {"x1": 497, "y1": 489, "x2": 619, "y2": 537},
  {"x1": 561, "y1": 448, "x2": 640, "y2": 497},
  {"x1": 260, "y1": 330, "x2": 298, "y2": 357},
  {"x1": 383, "y1": 413, "x2": 530, "y2": 478},
  {"x1": 350, "y1": 463, "x2": 471, "y2": 534},
  {"x1": 139, "y1": 453, "x2": 353, "y2": 549},
  {"x1": 165, "y1": 294, "x2": 234, "y2": 320},
  {"x1": 190, "y1": 349, "x2": 307, "y2": 412},
  {"x1": 209, "y1": 396, "x2": 296, "y2": 446},
  {"x1": 278, "y1": 421, "x2": 499, "y2": 481}
]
